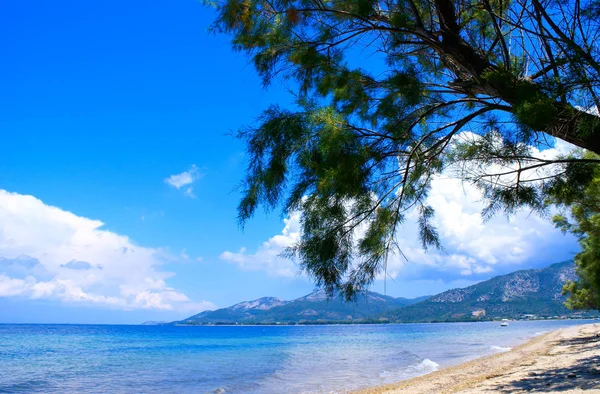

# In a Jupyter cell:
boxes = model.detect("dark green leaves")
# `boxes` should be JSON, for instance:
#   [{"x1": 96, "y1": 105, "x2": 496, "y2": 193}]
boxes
[
  {"x1": 387, "y1": 71, "x2": 424, "y2": 106},
  {"x1": 418, "y1": 205, "x2": 440, "y2": 249},
  {"x1": 210, "y1": 0, "x2": 600, "y2": 299},
  {"x1": 238, "y1": 106, "x2": 307, "y2": 221},
  {"x1": 550, "y1": 152, "x2": 600, "y2": 309}
]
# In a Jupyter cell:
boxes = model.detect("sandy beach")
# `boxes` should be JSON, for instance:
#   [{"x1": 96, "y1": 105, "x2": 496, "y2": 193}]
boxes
[{"x1": 356, "y1": 323, "x2": 600, "y2": 394}]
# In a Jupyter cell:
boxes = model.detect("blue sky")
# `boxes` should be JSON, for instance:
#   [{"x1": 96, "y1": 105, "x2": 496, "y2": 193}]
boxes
[{"x1": 0, "y1": 0, "x2": 580, "y2": 324}]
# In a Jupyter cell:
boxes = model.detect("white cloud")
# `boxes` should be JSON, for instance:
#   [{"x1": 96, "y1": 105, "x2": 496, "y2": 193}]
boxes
[
  {"x1": 220, "y1": 212, "x2": 301, "y2": 277},
  {"x1": 380, "y1": 175, "x2": 576, "y2": 281},
  {"x1": 220, "y1": 137, "x2": 579, "y2": 283},
  {"x1": 183, "y1": 187, "x2": 196, "y2": 198},
  {"x1": 0, "y1": 275, "x2": 29, "y2": 297},
  {"x1": 0, "y1": 190, "x2": 216, "y2": 313},
  {"x1": 164, "y1": 165, "x2": 202, "y2": 198},
  {"x1": 180, "y1": 249, "x2": 190, "y2": 260},
  {"x1": 376, "y1": 134, "x2": 579, "y2": 281}
]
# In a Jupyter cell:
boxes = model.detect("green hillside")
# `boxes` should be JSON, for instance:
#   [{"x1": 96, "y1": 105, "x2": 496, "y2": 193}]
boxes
[{"x1": 384, "y1": 261, "x2": 583, "y2": 322}]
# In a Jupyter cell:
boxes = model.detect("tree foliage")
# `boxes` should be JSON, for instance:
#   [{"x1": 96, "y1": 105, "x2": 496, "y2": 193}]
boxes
[
  {"x1": 209, "y1": 0, "x2": 600, "y2": 298},
  {"x1": 552, "y1": 151, "x2": 600, "y2": 310}
]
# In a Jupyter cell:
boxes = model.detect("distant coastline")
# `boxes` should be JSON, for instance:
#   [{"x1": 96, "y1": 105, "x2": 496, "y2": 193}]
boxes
[{"x1": 170, "y1": 316, "x2": 598, "y2": 327}]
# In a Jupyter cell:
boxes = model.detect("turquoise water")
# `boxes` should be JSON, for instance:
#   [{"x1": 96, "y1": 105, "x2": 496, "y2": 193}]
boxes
[{"x1": 0, "y1": 320, "x2": 594, "y2": 393}]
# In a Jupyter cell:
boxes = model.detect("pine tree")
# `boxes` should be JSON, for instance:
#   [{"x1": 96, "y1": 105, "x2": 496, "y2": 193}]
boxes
[
  {"x1": 552, "y1": 152, "x2": 600, "y2": 309},
  {"x1": 209, "y1": 0, "x2": 600, "y2": 298}
]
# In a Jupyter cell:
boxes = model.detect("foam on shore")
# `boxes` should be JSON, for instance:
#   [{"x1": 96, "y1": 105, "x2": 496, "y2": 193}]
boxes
[{"x1": 489, "y1": 345, "x2": 511, "y2": 352}]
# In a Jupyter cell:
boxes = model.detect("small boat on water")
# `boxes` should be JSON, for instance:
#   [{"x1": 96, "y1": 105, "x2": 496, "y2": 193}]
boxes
[{"x1": 500, "y1": 319, "x2": 509, "y2": 327}]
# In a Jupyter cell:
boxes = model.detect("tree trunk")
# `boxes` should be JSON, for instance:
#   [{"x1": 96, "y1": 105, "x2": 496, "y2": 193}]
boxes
[{"x1": 433, "y1": 0, "x2": 600, "y2": 155}]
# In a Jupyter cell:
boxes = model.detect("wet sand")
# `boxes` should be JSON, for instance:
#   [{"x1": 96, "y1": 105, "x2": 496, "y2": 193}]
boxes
[{"x1": 355, "y1": 323, "x2": 600, "y2": 394}]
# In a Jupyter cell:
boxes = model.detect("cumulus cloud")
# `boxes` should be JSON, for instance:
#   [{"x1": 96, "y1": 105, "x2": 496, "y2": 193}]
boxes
[
  {"x1": 0, "y1": 190, "x2": 215, "y2": 312},
  {"x1": 164, "y1": 165, "x2": 202, "y2": 198},
  {"x1": 379, "y1": 175, "x2": 577, "y2": 282},
  {"x1": 60, "y1": 260, "x2": 94, "y2": 270},
  {"x1": 220, "y1": 136, "x2": 579, "y2": 283},
  {"x1": 220, "y1": 212, "x2": 301, "y2": 277}
]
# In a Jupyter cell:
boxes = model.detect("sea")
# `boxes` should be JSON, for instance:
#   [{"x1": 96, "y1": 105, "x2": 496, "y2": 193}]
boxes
[{"x1": 0, "y1": 320, "x2": 594, "y2": 393}]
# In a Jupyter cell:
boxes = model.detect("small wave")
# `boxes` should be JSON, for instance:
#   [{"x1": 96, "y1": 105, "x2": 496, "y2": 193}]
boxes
[
  {"x1": 417, "y1": 359, "x2": 440, "y2": 372},
  {"x1": 490, "y1": 345, "x2": 511, "y2": 352},
  {"x1": 534, "y1": 331, "x2": 549, "y2": 336},
  {"x1": 380, "y1": 358, "x2": 439, "y2": 380}
]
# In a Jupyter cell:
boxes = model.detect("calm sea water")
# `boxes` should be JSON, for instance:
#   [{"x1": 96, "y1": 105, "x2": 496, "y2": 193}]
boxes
[{"x1": 0, "y1": 320, "x2": 594, "y2": 393}]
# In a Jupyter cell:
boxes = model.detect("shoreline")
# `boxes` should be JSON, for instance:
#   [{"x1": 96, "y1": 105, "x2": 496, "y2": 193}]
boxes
[
  {"x1": 170, "y1": 318, "x2": 595, "y2": 327},
  {"x1": 355, "y1": 323, "x2": 600, "y2": 394}
]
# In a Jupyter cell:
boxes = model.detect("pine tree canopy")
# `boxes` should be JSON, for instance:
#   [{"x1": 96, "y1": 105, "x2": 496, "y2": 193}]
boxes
[
  {"x1": 552, "y1": 151, "x2": 600, "y2": 310},
  {"x1": 209, "y1": 0, "x2": 600, "y2": 298}
]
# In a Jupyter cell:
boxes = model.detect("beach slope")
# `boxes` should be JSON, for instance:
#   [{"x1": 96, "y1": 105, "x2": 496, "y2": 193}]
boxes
[{"x1": 356, "y1": 323, "x2": 600, "y2": 394}]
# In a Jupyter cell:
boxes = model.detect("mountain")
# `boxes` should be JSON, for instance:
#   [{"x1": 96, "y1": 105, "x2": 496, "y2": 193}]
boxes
[
  {"x1": 175, "y1": 260, "x2": 596, "y2": 326},
  {"x1": 383, "y1": 260, "x2": 583, "y2": 322},
  {"x1": 177, "y1": 290, "x2": 428, "y2": 325}
]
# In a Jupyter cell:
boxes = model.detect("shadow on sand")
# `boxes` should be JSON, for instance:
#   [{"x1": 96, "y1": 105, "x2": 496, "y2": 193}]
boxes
[{"x1": 497, "y1": 331, "x2": 600, "y2": 392}]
